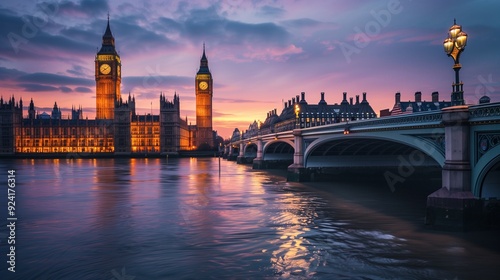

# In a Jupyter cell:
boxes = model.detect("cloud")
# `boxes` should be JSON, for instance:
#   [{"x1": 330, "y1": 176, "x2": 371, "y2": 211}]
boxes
[
  {"x1": 52, "y1": 0, "x2": 109, "y2": 18},
  {"x1": 170, "y1": 4, "x2": 296, "y2": 61},
  {"x1": 66, "y1": 65, "x2": 88, "y2": 76},
  {"x1": 122, "y1": 75, "x2": 192, "y2": 91},
  {"x1": 213, "y1": 97, "x2": 274, "y2": 104},
  {"x1": 75, "y1": 86, "x2": 92, "y2": 93},
  {"x1": 282, "y1": 18, "x2": 323, "y2": 29},
  {"x1": 0, "y1": 66, "x2": 25, "y2": 80},
  {"x1": 18, "y1": 83, "x2": 59, "y2": 92},
  {"x1": 258, "y1": 5, "x2": 285, "y2": 18},
  {"x1": 18, "y1": 72, "x2": 93, "y2": 86},
  {"x1": 243, "y1": 44, "x2": 302, "y2": 62},
  {"x1": 59, "y1": 86, "x2": 72, "y2": 93},
  {"x1": 0, "y1": 66, "x2": 94, "y2": 94}
]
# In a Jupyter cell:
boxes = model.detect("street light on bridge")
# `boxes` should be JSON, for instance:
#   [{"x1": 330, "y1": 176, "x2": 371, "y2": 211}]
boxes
[
  {"x1": 294, "y1": 104, "x2": 300, "y2": 129},
  {"x1": 443, "y1": 19, "x2": 468, "y2": 106}
]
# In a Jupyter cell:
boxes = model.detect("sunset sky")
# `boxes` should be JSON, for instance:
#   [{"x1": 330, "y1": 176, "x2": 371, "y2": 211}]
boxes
[{"x1": 1, "y1": 0, "x2": 499, "y2": 137}]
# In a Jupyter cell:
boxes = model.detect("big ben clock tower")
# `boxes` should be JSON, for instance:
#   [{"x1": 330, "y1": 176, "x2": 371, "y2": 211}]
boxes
[
  {"x1": 95, "y1": 17, "x2": 121, "y2": 120},
  {"x1": 195, "y1": 44, "x2": 213, "y2": 149}
]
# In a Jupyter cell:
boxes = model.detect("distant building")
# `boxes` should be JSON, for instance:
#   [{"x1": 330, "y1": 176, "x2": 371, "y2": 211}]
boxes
[
  {"x1": 0, "y1": 18, "x2": 215, "y2": 156},
  {"x1": 242, "y1": 91, "x2": 377, "y2": 138},
  {"x1": 381, "y1": 92, "x2": 453, "y2": 116}
]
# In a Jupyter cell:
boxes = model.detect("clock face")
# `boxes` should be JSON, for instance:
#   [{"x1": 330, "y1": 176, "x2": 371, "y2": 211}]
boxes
[
  {"x1": 199, "y1": 81, "x2": 208, "y2": 90},
  {"x1": 100, "y1": 63, "x2": 111, "y2": 75}
]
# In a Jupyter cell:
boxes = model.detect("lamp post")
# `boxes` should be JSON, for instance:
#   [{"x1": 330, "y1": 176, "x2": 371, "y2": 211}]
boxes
[
  {"x1": 343, "y1": 121, "x2": 350, "y2": 135},
  {"x1": 294, "y1": 104, "x2": 300, "y2": 129},
  {"x1": 443, "y1": 19, "x2": 468, "y2": 106}
]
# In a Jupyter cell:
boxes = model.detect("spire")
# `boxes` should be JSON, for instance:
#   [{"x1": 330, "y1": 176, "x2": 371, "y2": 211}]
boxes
[
  {"x1": 103, "y1": 16, "x2": 114, "y2": 44},
  {"x1": 202, "y1": 42, "x2": 207, "y2": 60},
  {"x1": 98, "y1": 14, "x2": 116, "y2": 54},
  {"x1": 197, "y1": 43, "x2": 210, "y2": 74}
]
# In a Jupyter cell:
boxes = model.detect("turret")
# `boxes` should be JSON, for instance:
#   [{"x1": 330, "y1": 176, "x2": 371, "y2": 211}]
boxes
[
  {"x1": 318, "y1": 92, "x2": 327, "y2": 106},
  {"x1": 28, "y1": 98, "x2": 35, "y2": 120},
  {"x1": 341, "y1": 92, "x2": 348, "y2": 104},
  {"x1": 362, "y1": 92, "x2": 368, "y2": 103}
]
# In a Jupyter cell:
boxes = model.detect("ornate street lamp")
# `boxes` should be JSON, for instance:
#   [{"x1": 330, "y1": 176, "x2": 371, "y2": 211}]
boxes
[
  {"x1": 443, "y1": 19, "x2": 468, "y2": 106},
  {"x1": 294, "y1": 104, "x2": 300, "y2": 128}
]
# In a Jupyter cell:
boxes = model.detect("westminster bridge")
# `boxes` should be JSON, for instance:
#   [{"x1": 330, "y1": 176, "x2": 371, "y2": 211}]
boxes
[{"x1": 225, "y1": 103, "x2": 500, "y2": 230}]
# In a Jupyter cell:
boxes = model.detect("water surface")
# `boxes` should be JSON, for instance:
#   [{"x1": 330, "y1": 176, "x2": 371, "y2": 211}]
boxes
[{"x1": 0, "y1": 158, "x2": 498, "y2": 279}]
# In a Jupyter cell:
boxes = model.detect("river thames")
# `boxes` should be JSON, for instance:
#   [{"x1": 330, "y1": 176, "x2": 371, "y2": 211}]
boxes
[{"x1": 0, "y1": 157, "x2": 499, "y2": 279}]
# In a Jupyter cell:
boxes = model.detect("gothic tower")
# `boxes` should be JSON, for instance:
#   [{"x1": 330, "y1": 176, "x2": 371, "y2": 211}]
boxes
[
  {"x1": 195, "y1": 44, "x2": 213, "y2": 149},
  {"x1": 95, "y1": 16, "x2": 121, "y2": 120}
]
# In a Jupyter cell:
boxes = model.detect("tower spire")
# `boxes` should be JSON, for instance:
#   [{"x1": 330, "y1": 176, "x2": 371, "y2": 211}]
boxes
[
  {"x1": 198, "y1": 43, "x2": 209, "y2": 73},
  {"x1": 101, "y1": 13, "x2": 115, "y2": 48}
]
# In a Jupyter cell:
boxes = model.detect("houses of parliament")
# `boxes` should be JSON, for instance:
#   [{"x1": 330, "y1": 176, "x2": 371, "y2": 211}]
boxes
[{"x1": 0, "y1": 19, "x2": 215, "y2": 156}]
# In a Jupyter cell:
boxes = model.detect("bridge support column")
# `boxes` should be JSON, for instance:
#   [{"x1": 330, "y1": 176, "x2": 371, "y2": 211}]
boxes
[
  {"x1": 426, "y1": 106, "x2": 482, "y2": 230},
  {"x1": 222, "y1": 145, "x2": 229, "y2": 159},
  {"x1": 287, "y1": 129, "x2": 309, "y2": 181},
  {"x1": 252, "y1": 138, "x2": 265, "y2": 169},
  {"x1": 237, "y1": 143, "x2": 245, "y2": 164},
  {"x1": 228, "y1": 145, "x2": 237, "y2": 161}
]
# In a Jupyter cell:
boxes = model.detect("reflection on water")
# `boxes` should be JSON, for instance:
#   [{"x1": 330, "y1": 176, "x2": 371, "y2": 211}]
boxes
[{"x1": 0, "y1": 157, "x2": 499, "y2": 279}]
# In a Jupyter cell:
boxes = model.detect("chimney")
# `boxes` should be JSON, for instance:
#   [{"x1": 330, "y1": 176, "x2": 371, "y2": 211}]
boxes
[
  {"x1": 284, "y1": 102, "x2": 288, "y2": 108},
  {"x1": 296, "y1": 95, "x2": 300, "y2": 103},
  {"x1": 321, "y1": 92, "x2": 325, "y2": 101},
  {"x1": 395, "y1": 92, "x2": 401, "y2": 104},
  {"x1": 355, "y1": 95, "x2": 360, "y2": 104},
  {"x1": 343, "y1": 92, "x2": 347, "y2": 101},
  {"x1": 362, "y1": 92, "x2": 367, "y2": 102},
  {"x1": 300, "y1": 92, "x2": 305, "y2": 102},
  {"x1": 349, "y1": 97, "x2": 353, "y2": 105},
  {"x1": 415, "y1": 91, "x2": 422, "y2": 103},
  {"x1": 432, "y1": 91, "x2": 439, "y2": 103}
]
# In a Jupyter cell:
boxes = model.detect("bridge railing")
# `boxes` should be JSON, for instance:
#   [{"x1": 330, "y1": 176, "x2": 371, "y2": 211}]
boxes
[
  {"x1": 235, "y1": 102, "x2": 500, "y2": 143},
  {"x1": 236, "y1": 110, "x2": 445, "y2": 142},
  {"x1": 469, "y1": 102, "x2": 500, "y2": 122},
  {"x1": 297, "y1": 110, "x2": 444, "y2": 136}
]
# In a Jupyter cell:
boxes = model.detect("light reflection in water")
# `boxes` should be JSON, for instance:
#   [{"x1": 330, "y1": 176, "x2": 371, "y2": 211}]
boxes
[{"x1": 0, "y1": 157, "x2": 498, "y2": 279}]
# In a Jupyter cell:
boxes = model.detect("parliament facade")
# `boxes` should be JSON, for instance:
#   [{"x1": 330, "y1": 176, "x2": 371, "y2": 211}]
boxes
[{"x1": 0, "y1": 19, "x2": 214, "y2": 156}]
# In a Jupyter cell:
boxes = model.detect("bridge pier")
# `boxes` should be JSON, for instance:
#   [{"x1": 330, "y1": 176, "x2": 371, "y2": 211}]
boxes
[
  {"x1": 222, "y1": 145, "x2": 229, "y2": 159},
  {"x1": 227, "y1": 145, "x2": 237, "y2": 161},
  {"x1": 426, "y1": 106, "x2": 483, "y2": 231},
  {"x1": 236, "y1": 142, "x2": 245, "y2": 164},
  {"x1": 287, "y1": 129, "x2": 310, "y2": 181},
  {"x1": 252, "y1": 138, "x2": 265, "y2": 169}
]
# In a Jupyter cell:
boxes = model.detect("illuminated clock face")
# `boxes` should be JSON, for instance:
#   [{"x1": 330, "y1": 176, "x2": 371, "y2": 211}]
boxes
[
  {"x1": 199, "y1": 81, "x2": 208, "y2": 90},
  {"x1": 100, "y1": 63, "x2": 111, "y2": 74}
]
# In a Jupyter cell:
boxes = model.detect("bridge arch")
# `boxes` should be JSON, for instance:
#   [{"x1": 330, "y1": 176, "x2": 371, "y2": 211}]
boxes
[
  {"x1": 474, "y1": 145, "x2": 500, "y2": 198},
  {"x1": 244, "y1": 143, "x2": 257, "y2": 158},
  {"x1": 263, "y1": 140, "x2": 294, "y2": 161},
  {"x1": 304, "y1": 133, "x2": 444, "y2": 168}
]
